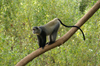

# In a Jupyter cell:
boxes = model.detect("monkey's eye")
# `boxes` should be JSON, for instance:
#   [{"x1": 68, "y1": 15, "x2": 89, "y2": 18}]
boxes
[
  {"x1": 33, "y1": 29, "x2": 35, "y2": 30},
  {"x1": 36, "y1": 27, "x2": 38, "y2": 29}
]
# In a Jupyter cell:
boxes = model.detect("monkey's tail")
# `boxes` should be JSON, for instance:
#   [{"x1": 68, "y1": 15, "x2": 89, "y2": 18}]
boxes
[{"x1": 58, "y1": 18, "x2": 85, "y2": 40}]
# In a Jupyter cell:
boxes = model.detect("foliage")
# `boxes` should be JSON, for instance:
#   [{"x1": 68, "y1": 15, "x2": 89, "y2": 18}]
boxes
[{"x1": 0, "y1": 0, "x2": 100, "y2": 66}]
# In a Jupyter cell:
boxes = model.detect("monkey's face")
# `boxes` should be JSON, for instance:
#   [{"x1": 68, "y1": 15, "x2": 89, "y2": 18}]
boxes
[{"x1": 33, "y1": 27, "x2": 41, "y2": 35}]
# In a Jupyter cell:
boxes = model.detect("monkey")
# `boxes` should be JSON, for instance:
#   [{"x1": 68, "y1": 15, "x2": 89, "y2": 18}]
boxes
[{"x1": 33, "y1": 18, "x2": 85, "y2": 49}]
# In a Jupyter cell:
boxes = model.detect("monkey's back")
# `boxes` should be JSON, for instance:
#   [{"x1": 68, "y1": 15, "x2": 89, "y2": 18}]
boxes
[{"x1": 40, "y1": 18, "x2": 60, "y2": 35}]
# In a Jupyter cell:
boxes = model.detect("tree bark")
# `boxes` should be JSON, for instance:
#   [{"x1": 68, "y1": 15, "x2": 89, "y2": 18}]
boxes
[{"x1": 15, "y1": 0, "x2": 100, "y2": 66}]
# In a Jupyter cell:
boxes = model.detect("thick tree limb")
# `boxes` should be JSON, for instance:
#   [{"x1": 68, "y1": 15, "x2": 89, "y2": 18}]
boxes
[{"x1": 15, "y1": 0, "x2": 100, "y2": 66}]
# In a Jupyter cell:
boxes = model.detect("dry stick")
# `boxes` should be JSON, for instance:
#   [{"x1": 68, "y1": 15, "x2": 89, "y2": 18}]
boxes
[{"x1": 15, "y1": 0, "x2": 100, "y2": 66}]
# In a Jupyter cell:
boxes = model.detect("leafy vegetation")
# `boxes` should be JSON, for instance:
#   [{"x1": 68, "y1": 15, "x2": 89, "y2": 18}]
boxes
[{"x1": 0, "y1": 0, "x2": 100, "y2": 66}]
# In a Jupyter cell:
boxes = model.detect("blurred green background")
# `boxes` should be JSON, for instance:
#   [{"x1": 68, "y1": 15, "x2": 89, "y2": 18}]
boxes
[{"x1": 0, "y1": 0, "x2": 100, "y2": 66}]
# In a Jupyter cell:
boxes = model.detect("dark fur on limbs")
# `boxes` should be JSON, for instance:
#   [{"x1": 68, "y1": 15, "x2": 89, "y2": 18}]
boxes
[{"x1": 37, "y1": 30, "x2": 46, "y2": 49}]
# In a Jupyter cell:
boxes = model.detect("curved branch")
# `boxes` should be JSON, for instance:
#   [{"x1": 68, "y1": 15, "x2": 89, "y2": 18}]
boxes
[{"x1": 15, "y1": 0, "x2": 100, "y2": 66}]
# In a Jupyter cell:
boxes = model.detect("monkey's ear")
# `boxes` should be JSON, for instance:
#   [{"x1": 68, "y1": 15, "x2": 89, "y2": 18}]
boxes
[
  {"x1": 33, "y1": 27, "x2": 38, "y2": 30},
  {"x1": 36, "y1": 27, "x2": 39, "y2": 29}
]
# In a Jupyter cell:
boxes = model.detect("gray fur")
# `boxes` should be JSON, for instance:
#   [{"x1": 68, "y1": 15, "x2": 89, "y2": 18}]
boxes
[{"x1": 40, "y1": 18, "x2": 60, "y2": 35}]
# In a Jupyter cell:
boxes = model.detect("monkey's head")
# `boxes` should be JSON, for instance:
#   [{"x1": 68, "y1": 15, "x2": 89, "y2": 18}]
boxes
[{"x1": 33, "y1": 27, "x2": 41, "y2": 35}]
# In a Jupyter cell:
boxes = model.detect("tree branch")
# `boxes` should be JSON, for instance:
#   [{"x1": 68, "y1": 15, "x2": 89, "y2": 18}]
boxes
[{"x1": 15, "y1": 0, "x2": 100, "y2": 66}]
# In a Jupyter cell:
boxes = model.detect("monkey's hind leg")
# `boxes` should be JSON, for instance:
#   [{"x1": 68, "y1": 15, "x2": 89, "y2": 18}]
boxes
[
  {"x1": 48, "y1": 30, "x2": 58, "y2": 45},
  {"x1": 48, "y1": 24, "x2": 59, "y2": 45}
]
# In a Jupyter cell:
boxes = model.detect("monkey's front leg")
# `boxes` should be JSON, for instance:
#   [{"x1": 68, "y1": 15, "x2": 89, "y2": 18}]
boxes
[{"x1": 41, "y1": 35, "x2": 46, "y2": 49}]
